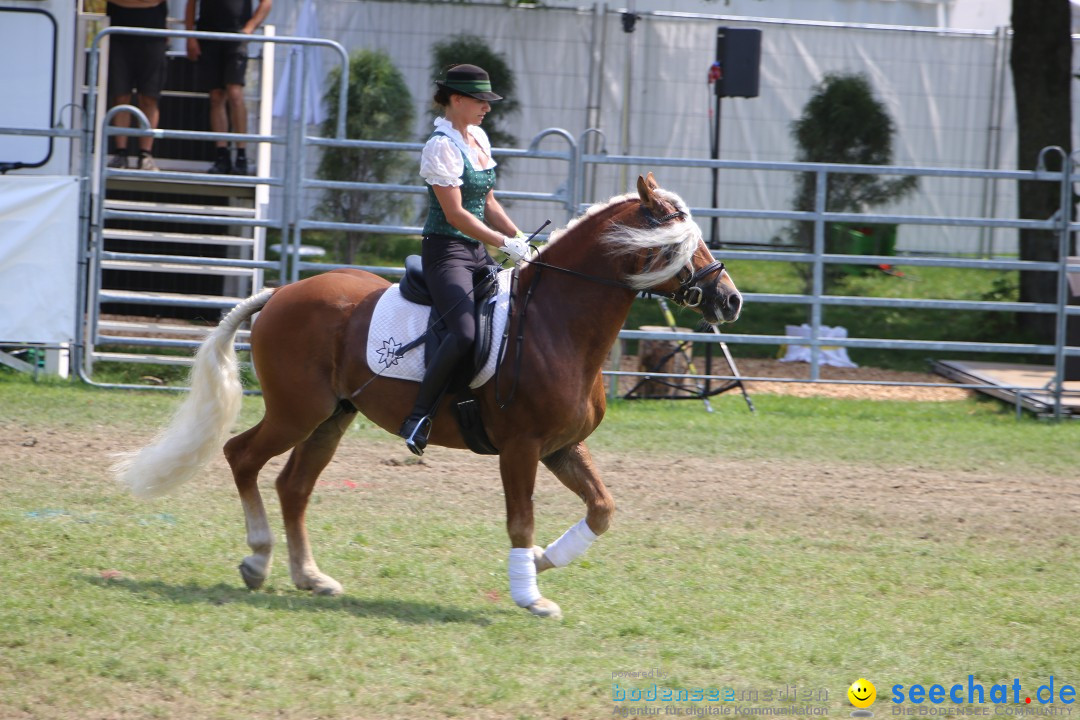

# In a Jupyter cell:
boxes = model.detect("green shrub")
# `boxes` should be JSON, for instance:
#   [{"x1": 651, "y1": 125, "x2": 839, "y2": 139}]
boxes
[{"x1": 316, "y1": 50, "x2": 417, "y2": 264}]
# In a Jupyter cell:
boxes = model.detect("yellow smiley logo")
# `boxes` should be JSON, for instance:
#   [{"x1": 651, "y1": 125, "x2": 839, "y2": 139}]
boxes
[{"x1": 848, "y1": 678, "x2": 877, "y2": 709}]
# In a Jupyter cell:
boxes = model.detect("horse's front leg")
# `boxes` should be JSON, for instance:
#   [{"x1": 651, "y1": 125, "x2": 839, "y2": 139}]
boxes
[
  {"x1": 499, "y1": 444, "x2": 563, "y2": 619},
  {"x1": 537, "y1": 441, "x2": 614, "y2": 573}
]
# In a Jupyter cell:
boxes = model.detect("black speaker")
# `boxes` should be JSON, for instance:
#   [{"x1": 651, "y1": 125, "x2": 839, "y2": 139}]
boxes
[{"x1": 715, "y1": 27, "x2": 761, "y2": 98}]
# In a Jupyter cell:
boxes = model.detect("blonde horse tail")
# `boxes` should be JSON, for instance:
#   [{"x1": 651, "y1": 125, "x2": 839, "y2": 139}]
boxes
[{"x1": 115, "y1": 288, "x2": 276, "y2": 499}]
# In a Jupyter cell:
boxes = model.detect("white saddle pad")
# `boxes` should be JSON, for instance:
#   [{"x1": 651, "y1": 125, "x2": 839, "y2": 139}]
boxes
[{"x1": 366, "y1": 268, "x2": 513, "y2": 389}]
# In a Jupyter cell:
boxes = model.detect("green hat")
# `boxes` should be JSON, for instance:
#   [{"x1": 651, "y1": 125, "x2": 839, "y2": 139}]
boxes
[{"x1": 436, "y1": 64, "x2": 503, "y2": 102}]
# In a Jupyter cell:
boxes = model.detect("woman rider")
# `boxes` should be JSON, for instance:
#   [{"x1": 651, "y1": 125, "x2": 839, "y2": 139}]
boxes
[{"x1": 399, "y1": 64, "x2": 530, "y2": 455}]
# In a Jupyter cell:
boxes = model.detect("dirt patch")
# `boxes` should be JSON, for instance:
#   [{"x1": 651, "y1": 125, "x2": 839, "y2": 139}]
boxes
[{"x1": 4, "y1": 418, "x2": 1075, "y2": 547}]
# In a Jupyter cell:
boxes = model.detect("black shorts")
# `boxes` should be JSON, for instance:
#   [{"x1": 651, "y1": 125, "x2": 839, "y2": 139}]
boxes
[
  {"x1": 196, "y1": 39, "x2": 248, "y2": 91},
  {"x1": 108, "y1": 34, "x2": 167, "y2": 99}
]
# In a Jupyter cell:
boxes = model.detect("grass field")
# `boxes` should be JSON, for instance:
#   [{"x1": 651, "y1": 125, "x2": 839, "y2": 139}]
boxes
[{"x1": 1, "y1": 373, "x2": 1078, "y2": 719}]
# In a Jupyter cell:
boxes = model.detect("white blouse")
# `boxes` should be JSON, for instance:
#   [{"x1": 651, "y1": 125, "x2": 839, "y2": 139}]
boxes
[{"x1": 419, "y1": 117, "x2": 497, "y2": 187}]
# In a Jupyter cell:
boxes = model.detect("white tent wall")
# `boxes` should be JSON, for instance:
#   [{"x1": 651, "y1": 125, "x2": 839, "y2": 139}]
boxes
[
  {"x1": 607, "y1": 14, "x2": 1017, "y2": 254},
  {"x1": 264, "y1": 1, "x2": 1070, "y2": 257}
]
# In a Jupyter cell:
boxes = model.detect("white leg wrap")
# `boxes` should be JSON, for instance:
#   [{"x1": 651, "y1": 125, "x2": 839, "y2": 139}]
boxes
[
  {"x1": 543, "y1": 517, "x2": 598, "y2": 568},
  {"x1": 508, "y1": 547, "x2": 542, "y2": 607}
]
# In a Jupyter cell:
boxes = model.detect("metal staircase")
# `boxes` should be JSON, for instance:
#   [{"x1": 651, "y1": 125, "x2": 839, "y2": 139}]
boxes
[{"x1": 87, "y1": 168, "x2": 270, "y2": 369}]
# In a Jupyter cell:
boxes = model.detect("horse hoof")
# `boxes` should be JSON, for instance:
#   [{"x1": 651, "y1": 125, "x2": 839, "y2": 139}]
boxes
[
  {"x1": 297, "y1": 575, "x2": 343, "y2": 597},
  {"x1": 238, "y1": 558, "x2": 268, "y2": 590},
  {"x1": 527, "y1": 598, "x2": 563, "y2": 620},
  {"x1": 532, "y1": 546, "x2": 555, "y2": 574}
]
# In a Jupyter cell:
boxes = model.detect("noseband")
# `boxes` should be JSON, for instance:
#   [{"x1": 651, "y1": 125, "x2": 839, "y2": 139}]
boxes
[{"x1": 669, "y1": 259, "x2": 725, "y2": 308}]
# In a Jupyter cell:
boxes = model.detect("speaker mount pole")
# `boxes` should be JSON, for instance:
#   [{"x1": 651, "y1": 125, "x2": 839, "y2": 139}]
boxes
[{"x1": 710, "y1": 71, "x2": 722, "y2": 249}]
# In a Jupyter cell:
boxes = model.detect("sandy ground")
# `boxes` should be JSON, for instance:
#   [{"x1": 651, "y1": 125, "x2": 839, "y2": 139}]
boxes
[{"x1": 4, "y1": 384, "x2": 1075, "y2": 550}]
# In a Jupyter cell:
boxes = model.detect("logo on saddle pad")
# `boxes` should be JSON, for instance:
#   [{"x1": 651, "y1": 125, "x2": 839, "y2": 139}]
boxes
[
  {"x1": 366, "y1": 269, "x2": 513, "y2": 388},
  {"x1": 375, "y1": 337, "x2": 404, "y2": 369}
]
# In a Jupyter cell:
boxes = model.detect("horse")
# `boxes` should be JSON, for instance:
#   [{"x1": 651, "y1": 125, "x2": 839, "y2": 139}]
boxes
[{"x1": 115, "y1": 173, "x2": 742, "y2": 619}]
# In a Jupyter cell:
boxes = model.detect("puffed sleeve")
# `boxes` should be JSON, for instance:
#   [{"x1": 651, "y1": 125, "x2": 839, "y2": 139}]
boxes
[{"x1": 420, "y1": 136, "x2": 464, "y2": 187}]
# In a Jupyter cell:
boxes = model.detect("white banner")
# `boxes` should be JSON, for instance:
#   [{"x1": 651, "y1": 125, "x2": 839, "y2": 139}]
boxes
[{"x1": 0, "y1": 175, "x2": 79, "y2": 344}]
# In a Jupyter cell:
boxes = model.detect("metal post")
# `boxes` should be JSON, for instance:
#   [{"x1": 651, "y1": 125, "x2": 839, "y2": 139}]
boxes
[
  {"x1": 710, "y1": 93, "x2": 722, "y2": 247},
  {"x1": 810, "y1": 168, "x2": 827, "y2": 380},
  {"x1": 280, "y1": 49, "x2": 300, "y2": 284},
  {"x1": 978, "y1": 25, "x2": 1008, "y2": 259},
  {"x1": 618, "y1": 6, "x2": 636, "y2": 193},
  {"x1": 576, "y1": 128, "x2": 606, "y2": 215},
  {"x1": 73, "y1": 101, "x2": 95, "y2": 376},
  {"x1": 290, "y1": 45, "x2": 312, "y2": 285},
  {"x1": 585, "y1": 3, "x2": 608, "y2": 204},
  {"x1": 85, "y1": 104, "x2": 151, "y2": 376},
  {"x1": 1052, "y1": 150, "x2": 1073, "y2": 420}
]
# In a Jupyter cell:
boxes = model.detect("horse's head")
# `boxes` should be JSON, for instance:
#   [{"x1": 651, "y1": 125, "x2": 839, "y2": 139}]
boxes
[{"x1": 608, "y1": 173, "x2": 741, "y2": 325}]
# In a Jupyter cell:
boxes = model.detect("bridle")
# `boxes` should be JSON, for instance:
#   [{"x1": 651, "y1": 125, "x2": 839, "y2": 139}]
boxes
[
  {"x1": 518, "y1": 204, "x2": 725, "y2": 309},
  {"x1": 494, "y1": 204, "x2": 725, "y2": 407}
]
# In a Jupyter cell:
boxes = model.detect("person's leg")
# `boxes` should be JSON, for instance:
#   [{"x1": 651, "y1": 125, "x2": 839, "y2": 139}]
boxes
[
  {"x1": 110, "y1": 93, "x2": 134, "y2": 153},
  {"x1": 398, "y1": 239, "x2": 482, "y2": 454},
  {"x1": 107, "y1": 37, "x2": 135, "y2": 165},
  {"x1": 133, "y1": 35, "x2": 167, "y2": 157},
  {"x1": 207, "y1": 88, "x2": 232, "y2": 173},
  {"x1": 226, "y1": 83, "x2": 246, "y2": 140},
  {"x1": 226, "y1": 83, "x2": 249, "y2": 174},
  {"x1": 222, "y1": 46, "x2": 250, "y2": 174},
  {"x1": 199, "y1": 40, "x2": 233, "y2": 173},
  {"x1": 209, "y1": 88, "x2": 228, "y2": 142},
  {"x1": 136, "y1": 95, "x2": 159, "y2": 154}
]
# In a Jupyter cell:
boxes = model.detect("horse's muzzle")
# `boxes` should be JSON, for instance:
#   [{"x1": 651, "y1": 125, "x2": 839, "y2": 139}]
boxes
[{"x1": 706, "y1": 287, "x2": 742, "y2": 325}]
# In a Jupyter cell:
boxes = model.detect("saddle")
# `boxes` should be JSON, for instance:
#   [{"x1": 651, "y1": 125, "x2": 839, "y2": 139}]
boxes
[
  {"x1": 368, "y1": 255, "x2": 507, "y2": 455},
  {"x1": 396, "y1": 254, "x2": 500, "y2": 382}
]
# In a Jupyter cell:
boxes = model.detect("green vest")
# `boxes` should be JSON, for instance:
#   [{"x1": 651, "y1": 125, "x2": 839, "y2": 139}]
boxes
[{"x1": 422, "y1": 131, "x2": 496, "y2": 242}]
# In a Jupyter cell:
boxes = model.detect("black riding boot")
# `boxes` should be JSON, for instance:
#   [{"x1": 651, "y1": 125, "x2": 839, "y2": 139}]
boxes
[{"x1": 398, "y1": 335, "x2": 468, "y2": 456}]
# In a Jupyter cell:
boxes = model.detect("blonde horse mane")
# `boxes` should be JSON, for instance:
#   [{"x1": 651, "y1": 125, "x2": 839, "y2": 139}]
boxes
[{"x1": 540, "y1": 189, "x2": 701, "y2": 290}]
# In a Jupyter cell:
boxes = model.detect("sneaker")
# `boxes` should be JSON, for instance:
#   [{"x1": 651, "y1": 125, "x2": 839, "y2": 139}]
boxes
[
  {"x1": 107, "y1": 153, "x2": 129, "y2": 169},
  {"x1": 137, "y1": 153, "x2": 160, "y2": 172},
  {"x1": 232, "y1": 155, "x2": 249, "y2": 176},
  {"x1": 207, "y1": 155, "x2": 233, "y2": 174}
]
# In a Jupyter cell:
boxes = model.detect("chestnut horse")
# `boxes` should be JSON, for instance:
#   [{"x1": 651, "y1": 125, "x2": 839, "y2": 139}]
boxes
[{"x1": 116, "y1": 174, "x2": 742, "y2": 619}]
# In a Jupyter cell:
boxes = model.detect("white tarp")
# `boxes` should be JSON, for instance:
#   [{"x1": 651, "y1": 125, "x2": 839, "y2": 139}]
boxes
[
  {"x1": 780, "y1": 324, "x2": 859, "y2": 368},
  {"x1": 0, "y1": 175, "x2": 79, "y2": 344}
]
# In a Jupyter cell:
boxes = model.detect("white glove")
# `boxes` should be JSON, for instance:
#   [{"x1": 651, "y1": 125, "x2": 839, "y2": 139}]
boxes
[{"x1": 500, "y1": 235, "x2": 530, "y2": 264}]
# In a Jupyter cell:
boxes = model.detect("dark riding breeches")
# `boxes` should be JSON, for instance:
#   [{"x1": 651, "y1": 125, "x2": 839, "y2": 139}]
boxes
[
  {"x1": 400, "y1": 234, "x2": 495, "y2": 427},
  {"x1": 420, "y1": 234, "x2": 493, "y2": 362}
]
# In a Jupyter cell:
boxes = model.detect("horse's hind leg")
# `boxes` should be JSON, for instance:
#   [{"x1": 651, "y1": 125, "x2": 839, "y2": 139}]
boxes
[
  {"x1": 538, "y1": 441, "x2": 615, "y2": 573},
  {"x1": 224, "y1": 419, "x2": 313, "y2": 590},
  {"x1": 275, "y1": 410, "x2": 354, "y2": 596}
]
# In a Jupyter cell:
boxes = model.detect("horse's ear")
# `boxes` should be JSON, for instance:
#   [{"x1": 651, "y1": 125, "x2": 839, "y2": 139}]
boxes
[
  {"x1": 637, "y1": 174, "x2": 660, "y2": 212},
  {"x1": 645, "y1": 172, "x2": 659, "y2": 191}
]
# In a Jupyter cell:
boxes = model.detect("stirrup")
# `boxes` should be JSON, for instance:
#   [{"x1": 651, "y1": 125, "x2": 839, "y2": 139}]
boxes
[{"x1": 399, "y1": 415, "x2": 432, "y2": 456}]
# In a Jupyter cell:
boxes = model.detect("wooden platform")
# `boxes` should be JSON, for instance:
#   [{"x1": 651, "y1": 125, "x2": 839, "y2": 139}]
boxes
[{"x1": 933, "y1": 360, "x2": 1080, "y2": 417}]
